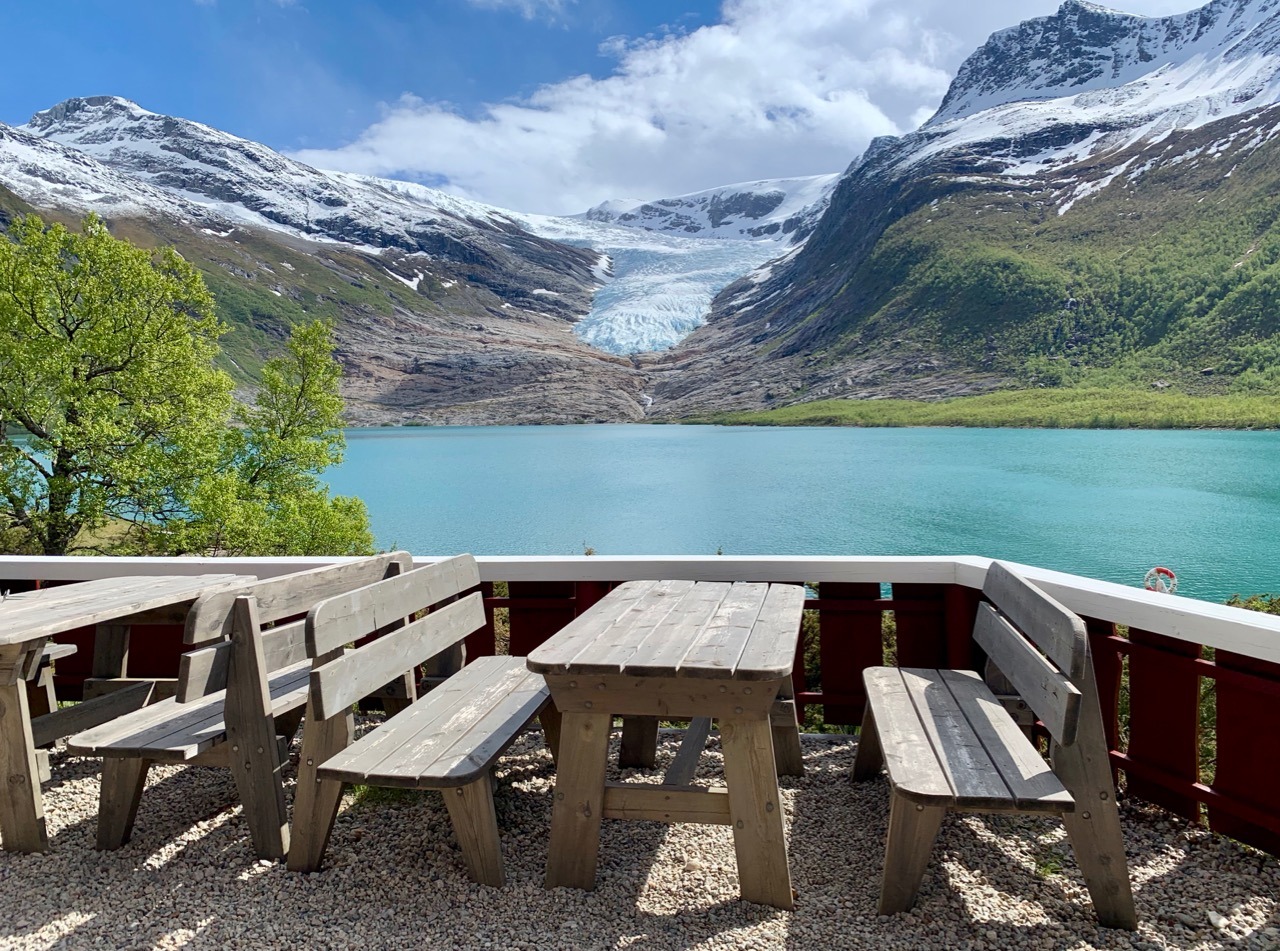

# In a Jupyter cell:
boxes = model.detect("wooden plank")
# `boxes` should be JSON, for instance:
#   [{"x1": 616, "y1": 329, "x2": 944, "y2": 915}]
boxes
[
  {"x1": 225, "y1": 597, "x2": 291, "y2": 860},
  {"x1": 0, "y1": 575, "x2": 251, "y2": 646},
  {"x1": 889, "y1": 583, "x2": 948, "y2": 668},
  {"x1": 676, "y1": 584, "x2": 768, "y2": 676},
  {"x1": 83, "y1": 677, "x2": 176, "y2": 702},
  {"x1": 179, "y1": 642, "x2": 230, "y2": 702},
  {"x1": 441, "y1": 773, "x2": 506, "y2": 886},
  {"x1": 620, "y1": 582, "x2": 733, "y2": 677},
  {"x1": 186, "y1": 554, "x2": 410, "y2": 644},
  {"x1": 310, "y1": 594, "x2": 485, "y2": 721},
  {"x1": 543, "y1": 710, "x2": 612, "y2": 890},
  {"x1": 973, "y1": 604, "x2": 1081, "y2": 747},
  {"x1": 304, "y1": 554, "x2": 478, "y2": 656},
  {"x1": 878, "y1": 792, "x2": 946, "y2": 915},
  {"x1": 69, "y1": 663, "x2": 309, "y2": 760},
  {"x1": 1210, "y1": 648, "x2": 1280, "y2": 853},
  {"x1": 899, "y1": 667, "x2": 1013, "y2": 810},
  {"x1": 1124, "y1": 627, "x2": 1201, "y2": 819},
  {"x1": 602, "y1": 782, "x2": 732, "y2": 824},
  {"x1": 860, "y1": 667, "x2": 953, "y2": 805},
  {"x1": 30, "y1": 681, "x2": 154, "y2": 747},
  {"x1": 546, "y1": 672, "x2": 778, "y2": 719},
  {"x1": 40, "y1": 642, "x2": 76, "y2": 662},
  {"x1": 552, "y1": 580, "x2": 690, "y2": 675},
  {"x1": 663, "y1": 717, "x2": 713, "y2": 786},
  {"x1": 0, "y1": 679, "x2": 47, "y2": 852},
  {"x1": 938, "y1": 669, "x2": 1073, "y2": 813},
  {"x1": 733, "y1": 584, "x2": 807, "y2": 680},
  {"x1": 319, "y1": 657, "x2": 544, "y2": 786},
  {"x1": 96, "y1": 757, "x2": 151, "y2": 850},
  {"x1": 286, "y1": 660, "x2": 353, "y2": 873},
  {"x1": 983, "y1": 561, "x2": 1088, "y2": 683},
  {"x1": 618, "y1": 716, "x2": 658, "y2": 769},
  {"x1": 92, "y1": 623, "x2": 130, "y2": 679},
  {"x1": 526, "y1": 580, "x2": 678, "y2": 674},
  {"x1": 720, "y1": 714, "x2": 793, "y2": 909}
]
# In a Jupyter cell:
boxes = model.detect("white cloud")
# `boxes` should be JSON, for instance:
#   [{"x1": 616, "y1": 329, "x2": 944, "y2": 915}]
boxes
[{"x1": 290, "y1": 0, "x2": 1217, "y2": 215}]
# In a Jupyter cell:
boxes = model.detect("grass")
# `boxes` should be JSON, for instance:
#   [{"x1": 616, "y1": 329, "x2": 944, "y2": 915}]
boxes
[{"x1": 689, "y1": 388, "x2": 1280, "y2": 430}]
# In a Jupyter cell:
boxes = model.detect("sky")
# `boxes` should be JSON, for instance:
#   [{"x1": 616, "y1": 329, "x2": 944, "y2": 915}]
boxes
[{"x1": 4, "y1": 0, "x2": 1198, "y2": 214}]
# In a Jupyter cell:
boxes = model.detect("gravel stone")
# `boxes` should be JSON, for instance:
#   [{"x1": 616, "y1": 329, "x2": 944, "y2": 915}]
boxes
[{"x1": 0, "y1": 727, "x2": 1276, "y2": 950}]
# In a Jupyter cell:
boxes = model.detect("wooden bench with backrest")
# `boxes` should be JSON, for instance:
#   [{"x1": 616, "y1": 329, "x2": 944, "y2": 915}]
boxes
[
  {"x1": 68, "y1": 552, "x2": 415, "y2": 858},
  {"x1": 852, "y1": 560, "x2": 1137, "y2": 930},
  {"x1": 287, "y1": 553, "x2": 555, "y2": 887}
]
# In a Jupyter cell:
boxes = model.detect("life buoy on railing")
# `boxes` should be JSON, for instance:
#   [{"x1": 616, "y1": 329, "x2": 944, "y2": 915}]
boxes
[{"x1": 1144, "y1": 566, "x2": 1177, "y2": 594}]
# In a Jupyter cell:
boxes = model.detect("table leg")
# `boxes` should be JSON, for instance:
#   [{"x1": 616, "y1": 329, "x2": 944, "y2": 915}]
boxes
[
  {"x1": 618, "y1": 716, "x2": 658, "y2": 769},
  {"x1": 772, "y1": 674, "x2": 805, "y2": 778},
  {"x1": 93, "y1": 622, "x2": 131, "y2": 679},
  {"x1": 545, "y1": 710, "x2": 612, "y2": 890},
  {"x1": 0, "y1": 680, "x2": 49, "y2": 853},
  {"x1": 720, "y1": 714, "x2": 793, "y2": 909}
]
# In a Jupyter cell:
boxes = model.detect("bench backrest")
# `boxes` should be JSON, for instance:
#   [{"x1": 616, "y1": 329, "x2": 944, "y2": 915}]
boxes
[
  {"x1": 304, "y1": 554, "x2": 483, "y2": 722},
  {"x1": 176, "y1": 552, "x2": 415, "y2": 702},
  {"x1": 975, "y1": 561, "x2": 1087, "y2": 747}
]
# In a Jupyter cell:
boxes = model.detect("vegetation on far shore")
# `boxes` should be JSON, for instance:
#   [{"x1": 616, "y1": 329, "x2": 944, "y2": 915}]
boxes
[{"x1": 686, "y1": 387, "x2": 1280, "y2": 430}]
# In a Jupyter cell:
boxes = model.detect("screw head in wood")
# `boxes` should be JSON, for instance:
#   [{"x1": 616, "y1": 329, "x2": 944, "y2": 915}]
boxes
[{"x1": 584, "y1": 700, "x2": 593, "y2": 709}]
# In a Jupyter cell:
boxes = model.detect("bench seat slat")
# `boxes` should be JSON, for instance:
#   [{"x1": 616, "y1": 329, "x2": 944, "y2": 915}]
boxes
[
  {"x1": 937, "y1": 670, "x2": 1074, "y2": 813},
  {"x1": 899, "y1": 667, "x2": 1013, "y2": 809},
  {"x1": 69, "y1": 661, "x2": 310, "y2": 761},
  {"x1": 863, "y1": 667, "x2": 953, "y2": 805},
  {"x1": 318, "y1": 656, "x2": 547, "y2": 788}
]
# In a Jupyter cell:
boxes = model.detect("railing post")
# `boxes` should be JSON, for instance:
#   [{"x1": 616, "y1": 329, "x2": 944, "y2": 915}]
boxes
[
  {"x1": 1125, "y1": 628, "x2": 1202, "y2": 819},
  {"x1": 1209, "y1": 650, "x2": 1280, "y2": 854},
  {"x1": 816, "y1": 582, "x2": 881, "y2": 726}
]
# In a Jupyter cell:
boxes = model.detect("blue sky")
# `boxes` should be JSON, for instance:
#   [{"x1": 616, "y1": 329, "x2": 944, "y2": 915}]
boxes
[{"x1": 3, "y1": 0, "x2": 1196, "y2": 213}]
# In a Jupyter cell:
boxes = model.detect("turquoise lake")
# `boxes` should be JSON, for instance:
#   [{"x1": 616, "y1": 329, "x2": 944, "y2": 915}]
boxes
[{"x1": 326, "y1": 425, "x2": 1280, "y2": 603}]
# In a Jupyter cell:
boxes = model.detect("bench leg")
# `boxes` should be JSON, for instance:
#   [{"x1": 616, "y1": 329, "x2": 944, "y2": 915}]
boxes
[
  {"x1": 538, "y1": 702, "x2": 562, "y2": 766},
  {"x1": 721, "y1": 715, "x2": 793, "y2": 910},
  {"x1": 277, "y1": 707, "x2": 305, "y2": 744},
  {"x1": 771, "y1": 697, "x2": 804, "y2": 778},
  {"x1": 1054, "y1": 738, "x2": 1138, "y2": 930},
  {"x1": 878, "y1": 792, "x2": 944, "y2": 915},
  {"x1": 852, "y1": 706, "x2": 883, "y2": 781},
  {"x1": 443, "y1": 773, "x2": 505, "y2": 887},
  {"x1": 97, "y1": 757, "x2": 151, "y2": 850},
  {"x1": 0, "y1": 679, "x2": 49, "y2": 853},
  {"x1": 544, "y1": 711, "x2": 611, "y2": 891},
  {"x1": 286, "y1": 707, "x2": 352, "y2": 873},
  {"x1": 618, "y1": 716, "x2": 658, "y2": 769}
]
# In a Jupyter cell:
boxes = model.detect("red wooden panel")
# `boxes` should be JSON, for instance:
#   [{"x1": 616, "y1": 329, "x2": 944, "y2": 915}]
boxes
[
  {"x1": 507, "y1": 581, "x2": 576, "y2": 656},
  {"x1": 944, "y1": 585, "x2": 981, "y2": 669},
  {"x1": 816, "y1": 583, "x2": 882, "y2": 726},
  {"x1": 1208, "y1": 649, "x2": 1280, "y2": 854},
  {"x1": 464, "y1": 581, "x2": 498, "y2": 660},
  {"x1": 1084, "y1": 618, "x2": 1124, "y2": 755},
  {"x1": 1125, "y1": 628, "x2": 1201, "y2": 819},
  {"x1": 890, "y1": 583, "x2": 948, "y2": 668}
]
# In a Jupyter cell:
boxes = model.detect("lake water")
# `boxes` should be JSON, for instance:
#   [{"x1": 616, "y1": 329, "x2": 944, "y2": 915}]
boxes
[{"x1": 326, "y1": 425, "x2": 1280, "y2": 603}]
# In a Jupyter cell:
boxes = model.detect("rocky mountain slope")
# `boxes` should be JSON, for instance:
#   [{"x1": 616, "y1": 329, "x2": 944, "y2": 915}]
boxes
[
  {"x1": 649, "y1": 0, "x2": 1280, "y2": 416},
  {"x1": 0, "y1": 96, "x2": 838, "y2": 417}
]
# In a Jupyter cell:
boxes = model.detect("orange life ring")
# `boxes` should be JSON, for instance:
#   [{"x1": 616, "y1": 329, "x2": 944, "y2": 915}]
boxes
[{"x1": 1143, "y1": 566, "x2": 1177, "y2": 594}]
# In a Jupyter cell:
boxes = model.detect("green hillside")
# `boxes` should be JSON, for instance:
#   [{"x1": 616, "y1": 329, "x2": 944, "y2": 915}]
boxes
[{"x1": 804, "y1": 116, "x2": 1280, "y2": 398}]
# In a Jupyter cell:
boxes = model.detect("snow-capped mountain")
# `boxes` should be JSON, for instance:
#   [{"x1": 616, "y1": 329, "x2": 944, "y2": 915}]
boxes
[
  {"x1": 3, "y1": 96, "x2": 836, "y2": 357},
  {"x1": 577, "y1": 175, "x2": 837, "y2": 244},
  {"x1": 650, "y1": 0, "x2": 1280, "y2": 415}
]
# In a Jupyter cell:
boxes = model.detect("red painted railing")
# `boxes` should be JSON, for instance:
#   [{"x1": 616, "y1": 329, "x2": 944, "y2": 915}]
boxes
[{"x1": 4, "y1": 557, "x2": 1280, "y2": 858}]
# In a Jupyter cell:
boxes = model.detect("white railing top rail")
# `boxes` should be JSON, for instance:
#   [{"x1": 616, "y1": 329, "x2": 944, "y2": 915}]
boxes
[{"x1": 2, "y1": 553, "x2": 1278, "y2": 664}]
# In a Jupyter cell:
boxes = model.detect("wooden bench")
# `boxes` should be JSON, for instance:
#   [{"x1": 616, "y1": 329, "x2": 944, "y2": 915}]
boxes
[
  {"x1": 852, "y1": 561, "x2": 1137, "y2": 930},
  {"x1": 287, "y1": 553, "x2": 554, "y2": 887},
  {"x1": 68, "y1": 552, "x2": 414, "y2": 858}
]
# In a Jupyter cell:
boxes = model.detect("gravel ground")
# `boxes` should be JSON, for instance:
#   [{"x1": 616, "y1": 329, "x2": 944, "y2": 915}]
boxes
[{"x1": 1, "y1": 725, "x2": 1276, "y2": 950}]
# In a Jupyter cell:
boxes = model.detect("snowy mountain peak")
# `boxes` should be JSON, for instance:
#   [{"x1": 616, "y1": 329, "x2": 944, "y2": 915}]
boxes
[
  {"x1": 25, "y1": 96, "x2": 157, "y2": 132},
  {"x1": 931, "y1": 0, "x2": 1280, "y2": 126},
  {"x1": 577, "y1": 174, "x2": 839, "y2": 244}
]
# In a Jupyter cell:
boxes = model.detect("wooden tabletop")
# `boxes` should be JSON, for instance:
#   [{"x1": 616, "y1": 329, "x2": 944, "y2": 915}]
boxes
[
  {"x1": 527, "y1": 580, "x2": 806, "y2": 681},
  {"x1": 0, "y1": 574, "x2": 253, "y2": 646}
]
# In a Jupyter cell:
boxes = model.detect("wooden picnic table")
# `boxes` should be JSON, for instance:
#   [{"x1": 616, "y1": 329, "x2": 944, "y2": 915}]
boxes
[
  {"x1": 0, "y1": 573, "x2": 253, "y2": 852},
  {"x1": 527, "y1": 579, "x2": 807, "y2": 909}
]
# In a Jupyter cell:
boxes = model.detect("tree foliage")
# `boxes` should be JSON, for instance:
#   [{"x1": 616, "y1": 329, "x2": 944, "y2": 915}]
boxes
[{"x1": 0, "y1": 214, "x2": 372, "y2": 556}]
